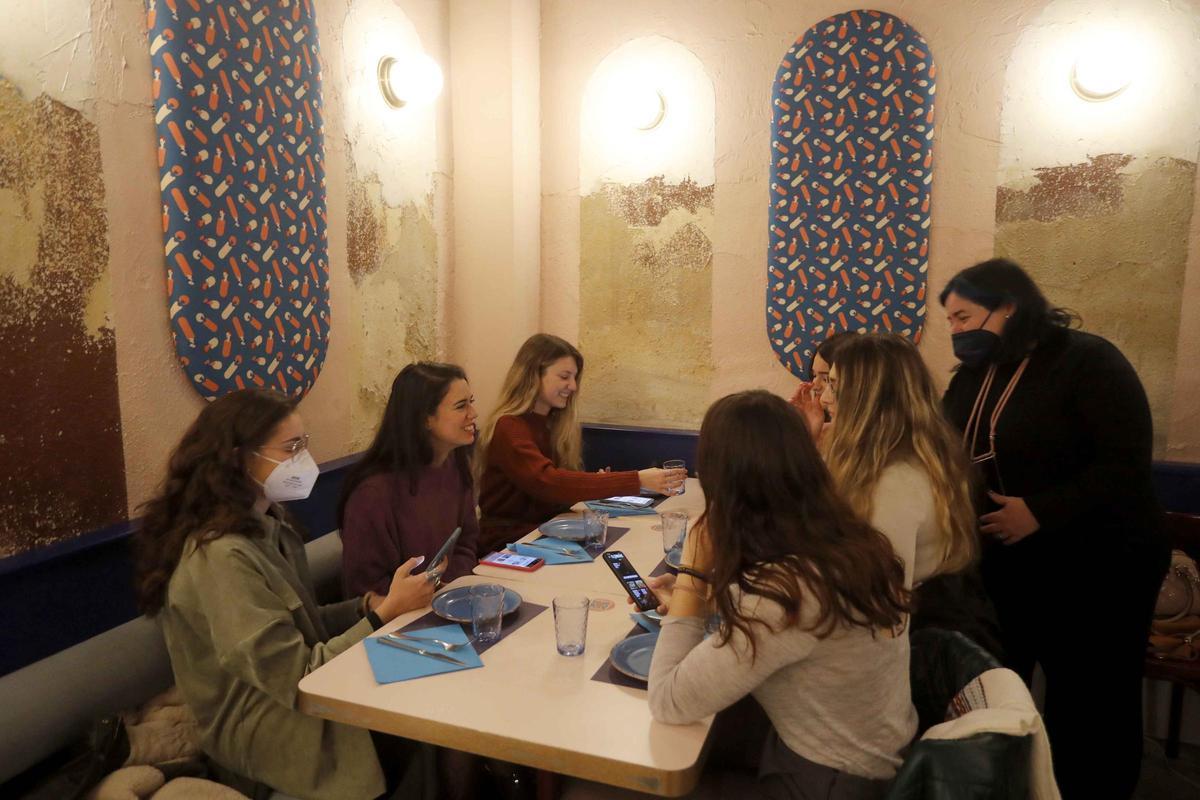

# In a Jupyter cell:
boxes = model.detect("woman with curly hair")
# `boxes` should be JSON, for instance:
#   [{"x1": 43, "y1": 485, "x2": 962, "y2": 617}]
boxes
[{"x1": 133, "y1": 389, "x2": 435, "y2": 800}]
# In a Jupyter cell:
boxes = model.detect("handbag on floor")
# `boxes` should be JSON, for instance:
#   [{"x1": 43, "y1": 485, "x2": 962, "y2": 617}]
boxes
[{"x1": 1150, "y1": 550, "x2": 1200, "y2": 660}]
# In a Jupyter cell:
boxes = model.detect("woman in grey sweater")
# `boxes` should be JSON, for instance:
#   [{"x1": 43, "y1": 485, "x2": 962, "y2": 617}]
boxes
[{"x1": 648, "y1": 391, "x2": 915, "y2": 799}]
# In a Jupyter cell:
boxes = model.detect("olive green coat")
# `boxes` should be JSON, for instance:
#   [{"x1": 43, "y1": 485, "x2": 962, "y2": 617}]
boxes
[{"x1": 160, "y1": 508, "x2": 385, "y2": 800}]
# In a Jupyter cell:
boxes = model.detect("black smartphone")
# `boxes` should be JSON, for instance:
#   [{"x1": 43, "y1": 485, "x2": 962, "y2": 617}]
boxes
[{"x1": 602, "y1": 551, "x2": 660, "y2": 612}]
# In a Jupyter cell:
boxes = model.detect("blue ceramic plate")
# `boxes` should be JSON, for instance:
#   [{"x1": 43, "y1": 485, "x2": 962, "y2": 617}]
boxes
[
  {"x1": 537, "y1": 518, "x2": 591, "y2": 542},
  {"x1": 665, "y1": 548, "x2": 683, "y2": 569},
  {"x1": 610, "y1": 632, "x2": 659, "y2": 682},
  {"x1": 432, "y1": 585, "x2": 523, "y2": 623}
]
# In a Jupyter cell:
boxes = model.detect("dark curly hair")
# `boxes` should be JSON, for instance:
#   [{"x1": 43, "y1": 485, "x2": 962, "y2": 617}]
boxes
[{"x1": 134, "y1": 389, "x2": 297, "y2": 614}]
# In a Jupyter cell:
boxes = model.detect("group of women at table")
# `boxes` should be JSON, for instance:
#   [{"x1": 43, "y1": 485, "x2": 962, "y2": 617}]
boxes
[{"x1": 131, "y1": 258, "x2": 1168, "y2": 800}]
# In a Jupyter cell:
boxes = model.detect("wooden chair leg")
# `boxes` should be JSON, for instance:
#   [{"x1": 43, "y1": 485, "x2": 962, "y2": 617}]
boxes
[
  {"x1": 1166, "y1": 682, "x2": 1184, "y2": 760},
  {"x1": 536, "y1": 769, "x2": 560, "y2": 800}
]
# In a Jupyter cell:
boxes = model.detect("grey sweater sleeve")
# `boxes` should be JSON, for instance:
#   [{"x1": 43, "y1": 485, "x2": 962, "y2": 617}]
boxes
[{"x1": 647, "y1": 597, "x2": 818, "y2": 725}]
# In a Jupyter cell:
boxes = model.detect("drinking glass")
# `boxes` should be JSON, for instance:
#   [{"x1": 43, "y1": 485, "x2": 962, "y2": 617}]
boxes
[
  {"x1": 583, "y1": 509, "x2": 609, "y2": 549},
  {"x1": 660, "y1": 510, "x2": 688, "y2": 556},
  {"x1": 663, "y1": 459, "x2": 687, "y2": 495},
  {"x1": 553, "y1": 594, "x2": 589, "y2": 656},
  {"x1": 471, "y1": 584, "x2": 505, "y2": 643}
]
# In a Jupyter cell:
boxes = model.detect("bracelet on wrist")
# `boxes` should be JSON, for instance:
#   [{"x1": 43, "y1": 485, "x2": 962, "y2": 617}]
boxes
[
  {"x1": 673, "y1": 583, "x2": 711, "y2": 601},
  {"x1": 675, "y1": 565, "x2": 710, "y2": 583}
]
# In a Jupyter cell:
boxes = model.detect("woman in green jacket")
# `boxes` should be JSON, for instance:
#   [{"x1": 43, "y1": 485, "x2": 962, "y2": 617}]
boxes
[{"x1": 134, "y1": 389, "x2": 436, "y2": 800}]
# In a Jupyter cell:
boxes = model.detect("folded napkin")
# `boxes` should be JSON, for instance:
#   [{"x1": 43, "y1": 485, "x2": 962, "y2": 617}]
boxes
[
  {"x1": 364, "y1": 624, "x2": 483, "y2": 684},
  {"x1": 509, "y1": 537, "x2": 590, "y2": 565},
  {"x1": 585, "y1": 501, "x2": 658, "y2": 517}
]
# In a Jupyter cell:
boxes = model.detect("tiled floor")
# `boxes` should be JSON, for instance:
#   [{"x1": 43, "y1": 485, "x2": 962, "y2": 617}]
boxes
[{"x1": 1135, "y1": 738, "x2": 1200, "y2": 798}]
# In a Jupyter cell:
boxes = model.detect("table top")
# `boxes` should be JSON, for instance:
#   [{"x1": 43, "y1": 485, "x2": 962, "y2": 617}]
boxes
[
  {"x1": 472, "y1": 479, "x2": 706, "y2": 595},
  {"x1": 298, "y1": 572, "x2": 712, "y2": 796}
]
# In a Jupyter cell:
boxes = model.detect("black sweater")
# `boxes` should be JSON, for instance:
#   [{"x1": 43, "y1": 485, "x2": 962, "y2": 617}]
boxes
[{"x1": 942, "y1": 327, "x2": 1162, "y2": 561}]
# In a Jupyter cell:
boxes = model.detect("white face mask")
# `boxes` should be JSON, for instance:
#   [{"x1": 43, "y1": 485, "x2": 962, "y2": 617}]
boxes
[{"x1": 254, "y1": 449, "x2": 320, "y2": 502}]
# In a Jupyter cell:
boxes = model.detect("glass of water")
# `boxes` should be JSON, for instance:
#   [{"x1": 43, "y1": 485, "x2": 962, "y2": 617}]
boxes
[
  {"x1": 660, "y1": 511, "x2": 688, "y2": 557},
  {"x1": 470, "y1": 584, "x2": 505, "y2": 643},
  {"x1": 553, "y1": 594, "x2": 590, "y2": 656},
  {"x1": 663, "y1": 459, "x2": 687, "y2": 495},
  {"x1": 583, "y1": 509, "x2": 609, "y2": 549}
]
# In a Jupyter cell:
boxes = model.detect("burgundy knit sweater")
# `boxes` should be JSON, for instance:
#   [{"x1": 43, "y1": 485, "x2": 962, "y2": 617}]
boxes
[{"x1": 477, "y1": 412, "x2": 640, "y2": 555}]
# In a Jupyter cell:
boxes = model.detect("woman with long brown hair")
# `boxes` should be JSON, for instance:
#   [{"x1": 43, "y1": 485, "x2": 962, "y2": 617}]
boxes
[
  {"x1": 647, "y1": 391, "x2": 914, "y2": 798},
  {"x1": 475, "y1": 333, "x2": 685, "y2": 554},
  {"x1": 134, "y1": 389, "x2": 435, "y2": 800},
  {"x1": 340, "y1": 362, "x2": 480, "y2": 596}
]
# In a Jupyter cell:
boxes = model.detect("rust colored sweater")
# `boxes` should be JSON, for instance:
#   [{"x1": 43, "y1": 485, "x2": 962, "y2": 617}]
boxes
[{"x1": 477, "y1": 411, "x2": 640, "y2": 555}]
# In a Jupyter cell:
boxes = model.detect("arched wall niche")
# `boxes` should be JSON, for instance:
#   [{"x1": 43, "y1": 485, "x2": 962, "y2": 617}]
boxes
[
  {"x1": 993, "y1": 0, "x2": 1200, "y2": 457},
  {"x1": 577, "y1": 36, "x2": 715, "y2": 428}
]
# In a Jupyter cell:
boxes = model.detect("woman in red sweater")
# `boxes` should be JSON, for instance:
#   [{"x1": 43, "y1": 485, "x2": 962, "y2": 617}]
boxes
[
  {"x1": 339, "y1": 362, "x2": 481, "y2": 597},
  {"x1": 476, "y1": 334, "x2": 686, "y2": 555}
]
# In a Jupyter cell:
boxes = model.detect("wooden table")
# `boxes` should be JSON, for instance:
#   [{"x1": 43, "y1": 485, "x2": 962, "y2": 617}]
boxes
[
  {"x1": 298, "y1": 573, "x2": 713, "y2": 796},
  {"x1": 472, "y1": 479, "x2": 706, "y2": 595}
]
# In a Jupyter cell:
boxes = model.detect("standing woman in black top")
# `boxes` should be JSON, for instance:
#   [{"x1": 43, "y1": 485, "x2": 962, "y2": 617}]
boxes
[{"x1": 940, "y1": 258, "x2": 1169, "y2": 799}]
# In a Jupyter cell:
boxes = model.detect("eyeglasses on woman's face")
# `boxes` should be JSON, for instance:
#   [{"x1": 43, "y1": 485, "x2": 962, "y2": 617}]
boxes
[{"x1": 263, "y1": 432, "x2": 310, "y2": 457}]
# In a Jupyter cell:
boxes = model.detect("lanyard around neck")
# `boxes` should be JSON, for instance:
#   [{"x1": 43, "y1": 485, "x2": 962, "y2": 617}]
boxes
[{"x1": 963, "y1": 357, "x2": 1030, "y2": 464}]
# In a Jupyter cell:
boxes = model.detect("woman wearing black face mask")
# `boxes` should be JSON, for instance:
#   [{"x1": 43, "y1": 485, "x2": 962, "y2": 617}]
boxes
[{"x1": 940, "y1": 259, "x2": 1168, "y2": 800}]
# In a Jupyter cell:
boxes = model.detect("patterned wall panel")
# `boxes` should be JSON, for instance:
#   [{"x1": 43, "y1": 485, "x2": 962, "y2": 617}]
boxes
[
  {"x1": 148, "y1": 0, "x2": 329, "y2": 399},
  {"x1": 767, "y1": 10, "x2": 934, "y2": 378}
]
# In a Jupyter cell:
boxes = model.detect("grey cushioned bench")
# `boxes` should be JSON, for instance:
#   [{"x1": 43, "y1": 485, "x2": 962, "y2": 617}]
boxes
[{"x1": 0, "y1": 531, "x2": 345, "y2": 800}]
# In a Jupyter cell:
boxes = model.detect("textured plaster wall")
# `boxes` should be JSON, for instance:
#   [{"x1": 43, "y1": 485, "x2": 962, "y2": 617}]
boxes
[
  {"x1": 339, "y1": 0, "x2": 450, "y2": 449},
  {"x1": 579, "y1": 180, "x2": 714, "y2": 427},
  {"x1": 577, "y1": 37, "x2": 714, "y2": 429},
  {"x1": 0, "y1": 0, "x2": 453, "y2": 557},
  {"x1": 541, "y1": 0, "x2": 1052, "y2": 416},
  {"x1": 0, "y1": 79, "x2": 126, "y2": 557},
  {"x1": 995, "y1": 0, "x2": 1200, "y2": 459}
]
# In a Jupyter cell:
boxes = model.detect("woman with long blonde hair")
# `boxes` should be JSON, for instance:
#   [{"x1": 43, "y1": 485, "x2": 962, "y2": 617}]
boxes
[
  {"x1": 475, "y1": 334, "x2": 685, "y2": 555},
  {"x1": 820, "y1": 334, "x2": 1001, "y2": 652},
  {"x1": 822, "y1": 334, "x2": 975, "y2": 583}
]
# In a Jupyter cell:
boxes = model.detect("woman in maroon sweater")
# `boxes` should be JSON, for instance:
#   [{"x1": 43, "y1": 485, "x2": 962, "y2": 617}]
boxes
[
  {"x1": 475, "y1": 334, "x2": 686, "y2": 555},
  {"x1": 339, "y1": 363, "x2": 481, "y2": 597}
]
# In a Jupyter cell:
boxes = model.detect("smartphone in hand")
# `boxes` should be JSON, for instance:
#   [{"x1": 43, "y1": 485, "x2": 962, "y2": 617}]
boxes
[
  {"x1": 602, "y1": 551, "x2": 660, "y2": 612},
  {"x1": 426, "y1": 526, "x2": 462, "y2": 582}
]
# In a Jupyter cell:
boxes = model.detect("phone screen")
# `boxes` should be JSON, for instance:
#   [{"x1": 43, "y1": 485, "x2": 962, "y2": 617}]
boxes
[
  {"x1": 483, "y1": 551, "x2": 541, "y2": 568},
  {"x1": 602, "y1": 551, "x2": 659, "y2": 611}
]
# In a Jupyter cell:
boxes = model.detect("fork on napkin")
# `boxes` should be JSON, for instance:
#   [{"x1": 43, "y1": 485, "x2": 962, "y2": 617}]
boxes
[{"x1": 508, "y1": 537, "x2": 591, "y2": 564}]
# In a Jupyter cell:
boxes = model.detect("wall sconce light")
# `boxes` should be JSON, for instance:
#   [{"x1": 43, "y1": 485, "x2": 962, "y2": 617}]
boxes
[
  {"x1": 626, "y1": 85, "x2": 667, "y2": 130},
  {"x1": 378, "y1": 52, "x2": 444, "y2": 109},
  {"x1": 1069, "y1": 39, "x2": 1132, "y2": 101}
]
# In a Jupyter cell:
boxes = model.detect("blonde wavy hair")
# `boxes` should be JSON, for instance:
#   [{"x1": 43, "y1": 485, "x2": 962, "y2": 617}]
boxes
[
  {"x1": 824, "y1": 334, "x2": 976, "y2": 577},
  {"x1": 476, "y1": 334, "x2": 585, "y2": 476}
]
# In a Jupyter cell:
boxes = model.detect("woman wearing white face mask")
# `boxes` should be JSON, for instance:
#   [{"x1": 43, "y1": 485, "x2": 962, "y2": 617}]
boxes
[{"x1": 133, "y1": 389, "x2": 436, "y2": 800}]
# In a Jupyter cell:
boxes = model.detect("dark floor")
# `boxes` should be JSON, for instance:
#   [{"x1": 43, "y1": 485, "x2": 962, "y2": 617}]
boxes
[{"x1": 1135, "y1": 737, "x2": 1200, "y2": 799}]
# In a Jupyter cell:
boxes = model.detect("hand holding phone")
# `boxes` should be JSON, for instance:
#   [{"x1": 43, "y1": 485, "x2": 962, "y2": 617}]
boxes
[
  {"x1": 602, "y1": 551, "x2": 660, "y2": 612},
  {"x1": 426, "y1": 526, "x2": 462, "y2": 584}
]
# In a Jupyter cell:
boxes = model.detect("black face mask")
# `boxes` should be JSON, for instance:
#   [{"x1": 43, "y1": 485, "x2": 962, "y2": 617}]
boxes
[{"x1": 951, "y1": 310, "x2": 1000, "y2": 367}]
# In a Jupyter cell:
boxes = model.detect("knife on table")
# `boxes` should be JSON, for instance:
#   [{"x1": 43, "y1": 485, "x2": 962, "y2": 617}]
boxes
[{"x1": 378, "y1": 636, "x2": 468, "y2": 666}]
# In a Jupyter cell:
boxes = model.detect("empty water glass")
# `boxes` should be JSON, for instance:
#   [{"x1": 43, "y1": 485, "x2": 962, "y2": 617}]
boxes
[
  {"x1": 660, "y1": 510, "x2": 688, "y2": 556},
  {"x1": 471, "y1": 584, "x2": 505, "y2": 643},
  {"x1": 663, "y1": 459, "x2": 687, "y2": 495},
  {"x1": 583, "y1": 509, "x2": 609, "y2": 549},
  {"x1": 553, "y1": 594, "x2": 589, "y2": 656}
]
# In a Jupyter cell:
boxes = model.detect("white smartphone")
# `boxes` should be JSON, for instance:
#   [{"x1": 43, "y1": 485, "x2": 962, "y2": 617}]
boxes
[{"x1": 602, "y1": 495, "x2": 655, "y2": 508}]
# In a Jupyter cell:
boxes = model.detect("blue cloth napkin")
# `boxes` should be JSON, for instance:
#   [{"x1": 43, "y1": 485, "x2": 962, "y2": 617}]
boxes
[
  {"x1": 509, "y1": 536, "x2": 590, "y2": 564},
  {"x1": 585, "y1": 501, "x2": 658, "y2": 517},
  {"x1": 364, "y1": 624, "x2": 482, "y2": 684},
  {"x1": 630, "y1": 612, "x2": 661, "y2": 632}
]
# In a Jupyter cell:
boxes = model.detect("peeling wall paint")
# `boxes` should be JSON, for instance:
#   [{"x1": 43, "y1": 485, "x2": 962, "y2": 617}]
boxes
[
  {"x1": 0, "y1": 79, "x2": 126, "y2": 557},
  {"x1": 996, "y1": 155, "x2": 1196, "y2": 455},
  {"x1": 579, "y1": 178, "x2": 714, "y2": 428},
  {"x1": 345, "y1": 160, "x2": 439, "y2": 448}
]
